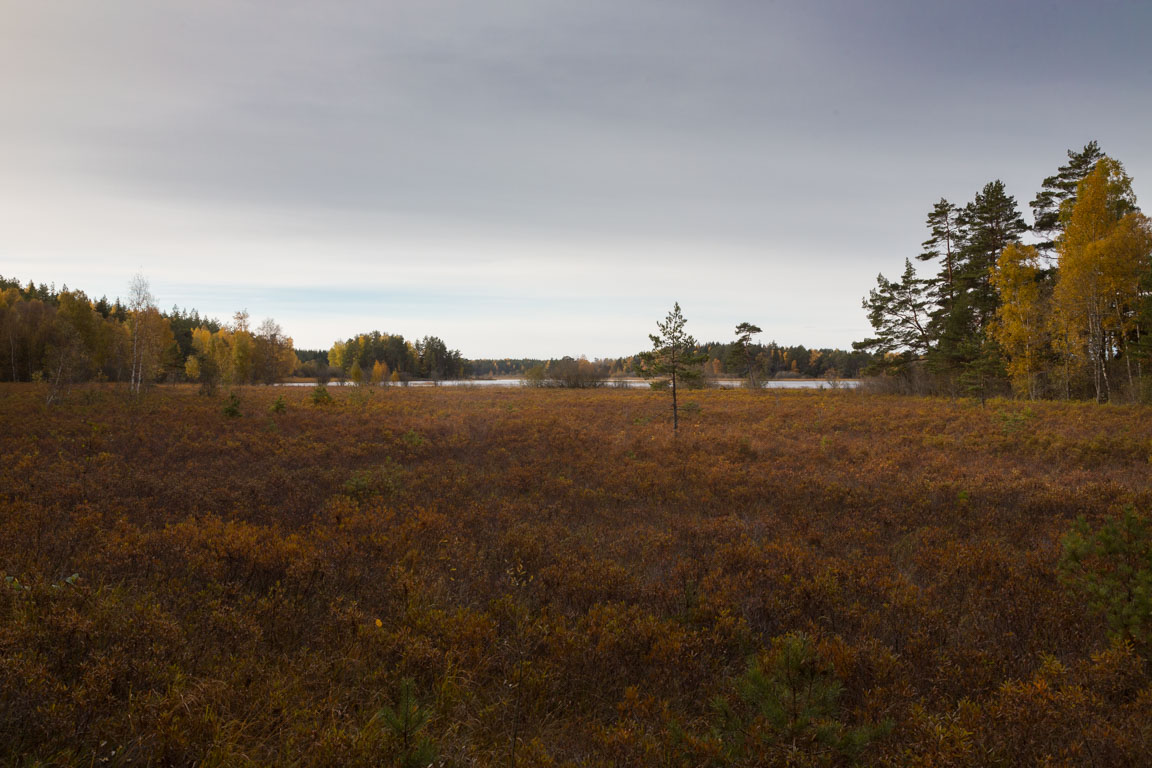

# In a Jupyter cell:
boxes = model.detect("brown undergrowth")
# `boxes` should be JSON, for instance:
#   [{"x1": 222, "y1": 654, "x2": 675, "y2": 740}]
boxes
[{"x1": 2, "y1": 384, "x2": 1151, "y2": 766}]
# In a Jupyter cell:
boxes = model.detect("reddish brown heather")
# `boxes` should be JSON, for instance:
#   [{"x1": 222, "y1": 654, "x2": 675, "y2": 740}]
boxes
[{"x1": 2, "y1": 384, "x2": 1151, "y2": 766}]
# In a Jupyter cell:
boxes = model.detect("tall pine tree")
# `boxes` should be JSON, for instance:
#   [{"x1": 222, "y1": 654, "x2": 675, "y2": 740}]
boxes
[
  {"x1": 1031, "y1": 142, "x2": 1106, "y2": 256},
  {"x1": 931, "y1": 181, "x2": 1028, "y2": 393},
  {"x1": 917, "y1": 198, "x2": 964, "y2": 308},
  {"x1": 854, "y1": 259, "x2": 933, "y2": 376}
]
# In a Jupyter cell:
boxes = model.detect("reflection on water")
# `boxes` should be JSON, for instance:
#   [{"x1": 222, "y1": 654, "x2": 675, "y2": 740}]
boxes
[{"x1": 278, "y1": 379, "x2": 859, "y2": 390}]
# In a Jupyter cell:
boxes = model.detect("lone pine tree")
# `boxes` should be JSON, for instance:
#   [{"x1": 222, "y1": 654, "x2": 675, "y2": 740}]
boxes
[
  {"x1": 640, "y1": 302, "x2": 708, "y2": 431},
  {"x1": 731, "y1": 321, "x2": 763, "y2": 385}
]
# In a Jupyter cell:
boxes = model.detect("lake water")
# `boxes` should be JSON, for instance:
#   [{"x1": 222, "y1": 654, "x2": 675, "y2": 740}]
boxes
[{"x1": 279, "y1": 378, "x2": 859, "y2": 390}]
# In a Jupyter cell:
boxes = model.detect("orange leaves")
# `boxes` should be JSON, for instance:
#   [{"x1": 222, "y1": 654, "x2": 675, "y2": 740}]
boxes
[
  {"x1": 4, "y1": 384, "x2": 1152, "y2": 762},
  {"x1": 990, "y1": 243, "x2": 1049, "y2": 399},
  {"x1": 1051, "y1": 158, "x2": 1152, "y2": 401}
]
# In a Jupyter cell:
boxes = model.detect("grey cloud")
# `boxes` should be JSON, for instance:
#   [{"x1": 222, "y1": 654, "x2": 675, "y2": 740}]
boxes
[{"x1": 3, "y1": 0, "x2": 1151, "y2": 354}]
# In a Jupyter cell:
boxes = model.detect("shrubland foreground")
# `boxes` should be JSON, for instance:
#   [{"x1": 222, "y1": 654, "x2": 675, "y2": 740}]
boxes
[{"x1": 3, "y1": 385, "x2": 1152, "y2": 767}]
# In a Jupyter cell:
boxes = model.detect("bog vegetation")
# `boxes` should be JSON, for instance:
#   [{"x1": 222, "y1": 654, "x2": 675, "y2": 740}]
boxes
[
  {"x1": 5, "y1": 138, "x2": 1152, "y2": 767},
  {"x1": 4, "y1": 384, "x2": 1152, "y2": 765}
]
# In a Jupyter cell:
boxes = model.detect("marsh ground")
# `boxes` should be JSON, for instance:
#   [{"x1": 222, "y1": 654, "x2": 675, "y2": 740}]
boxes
[{"x1": 2, "y1": 384, "x2": 1150, "y2": 766}]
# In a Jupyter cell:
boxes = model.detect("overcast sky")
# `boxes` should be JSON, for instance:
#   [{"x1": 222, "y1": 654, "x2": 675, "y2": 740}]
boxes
[{"x1": 3, "y1": 0, "x2": 1150, "y2": 357}]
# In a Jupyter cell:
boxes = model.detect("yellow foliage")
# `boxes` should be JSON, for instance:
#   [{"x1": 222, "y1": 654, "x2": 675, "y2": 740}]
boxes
[
  {"x1": 184, "y1": 355, "x2": 201, "y2": 381},
  {"x1": 1050, "y1": 158, "x2": 1152, "y2": 401},
  {"x1": 328, "y1": 340, "x2": 346, "y2": 371},
  {"x1": 990, "y1": 243, "x2": 1047, "y2": 399}
]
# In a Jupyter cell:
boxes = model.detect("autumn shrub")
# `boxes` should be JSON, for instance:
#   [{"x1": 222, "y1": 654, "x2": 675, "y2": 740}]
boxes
[
  {"x1": 541, "y1": 357, "x2": 610, "y2": 388},
  {"x1": 2, "y1": 384, "x2": 1152, "y2": 764}
]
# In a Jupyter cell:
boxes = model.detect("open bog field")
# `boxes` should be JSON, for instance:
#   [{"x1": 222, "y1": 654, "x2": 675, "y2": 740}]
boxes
[{"x1": 3, "y1": 384, "x2": 1152, "y2": 766}]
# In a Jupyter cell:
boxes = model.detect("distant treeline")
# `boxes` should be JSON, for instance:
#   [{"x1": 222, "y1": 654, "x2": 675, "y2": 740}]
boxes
[
  {"x1": 5, "y1": 272, "x2": 870, "y2": 395},
  {"x1": 469, "y1": 343, "x2": 873, "y2": 381},
  {"x1": 0, "y1": 275, "x2": 479, "y2": 395},
  {"x1": 1, "y1": 276, "x2": 201, "y2": 383},
  {"x1": 857, "y1": 141, "x2": 1152, "y2": 402},
  {"x1": 304, "y1": 331, "x2": 467, "y2": 383},
  {"x1": 0, "y1": 275, "x2": 299, "y2": 398}
]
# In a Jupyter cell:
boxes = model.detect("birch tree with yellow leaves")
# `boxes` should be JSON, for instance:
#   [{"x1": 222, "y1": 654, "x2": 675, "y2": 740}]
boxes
[
  {"x1": 990, "y1": 243, "x2": 1049, "y2": 399},
  {"x1": 1050, "y1": 159, "x2": 1152, "y2": 402}
]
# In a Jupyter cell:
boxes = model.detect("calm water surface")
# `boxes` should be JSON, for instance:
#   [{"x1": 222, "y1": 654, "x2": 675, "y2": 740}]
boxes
[{"x1": 279, "y1": 379, "x2": 859, "y2": 390}]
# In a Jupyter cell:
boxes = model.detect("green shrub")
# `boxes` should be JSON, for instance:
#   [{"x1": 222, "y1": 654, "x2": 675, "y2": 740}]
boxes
[
  {"x1": 1059, "y1": 506, "x2": 1152, "y2": 646},
  {"x1": 222, "y1": 392, "x2": 242, "y2": 419},
  {"x1": 401, "y1": 429, "x2": 426, "y2": 448},
  {"x1": 365, "y1": 678, "x2": 436, "y2": 768},
  {"x1": 310, "y1": 385, "x2": 332, "y2": 406},
  {"x1": 343, "y1": 460, "x2": 403, "y2": 501},
  {"x1": 712, "y1": 633, "x2": 891, "y2": 762}
]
